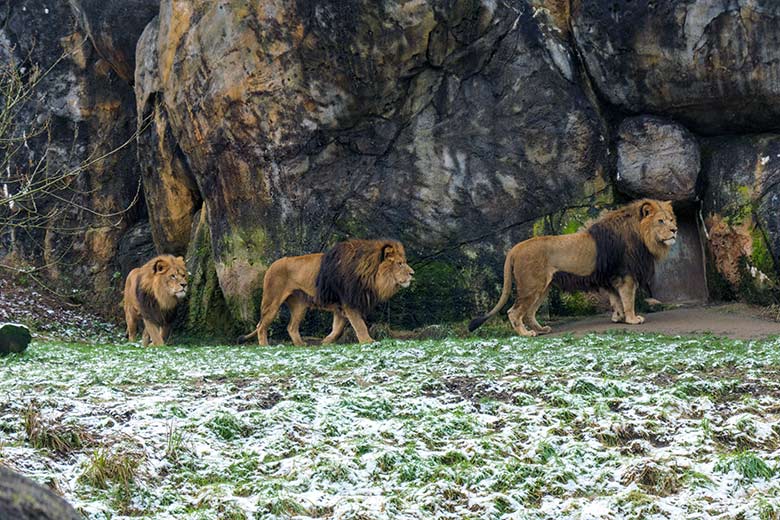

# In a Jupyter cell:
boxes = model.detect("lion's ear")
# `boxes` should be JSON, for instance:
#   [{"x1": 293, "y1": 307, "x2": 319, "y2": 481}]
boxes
[
  {"x1": 640, "y1": 202, "x2": 655, "y2": 219},
  {"x1": 176, "y1": 256, "x2": 184, "y2": 262},
  {"x1": 381, "y1": 244, "x2": 396, "y2": 261},
  {"x1": 153, "y1": 259, "x2": 168, "y2": 274}
]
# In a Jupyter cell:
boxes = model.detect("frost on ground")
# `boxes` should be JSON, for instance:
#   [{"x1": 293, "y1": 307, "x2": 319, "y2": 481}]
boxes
[{"x1": 1, "y1": 333, "x2": 780, "y2": 519}]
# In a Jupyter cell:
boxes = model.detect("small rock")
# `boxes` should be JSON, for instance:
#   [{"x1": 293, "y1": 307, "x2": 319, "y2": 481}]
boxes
[{"x1": 0, "y1": 323, "x2": 32, "y2": 355}]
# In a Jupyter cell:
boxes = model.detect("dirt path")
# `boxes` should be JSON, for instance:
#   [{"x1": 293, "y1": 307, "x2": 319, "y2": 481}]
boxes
[{"x1": 550, "y1": 304, "x2": 780, "y2": 340}]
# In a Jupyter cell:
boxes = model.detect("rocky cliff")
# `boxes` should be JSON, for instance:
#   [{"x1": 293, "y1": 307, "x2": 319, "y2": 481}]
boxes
[{"x1": 2, "y1": 0, "x2": 778, "y2": 336}]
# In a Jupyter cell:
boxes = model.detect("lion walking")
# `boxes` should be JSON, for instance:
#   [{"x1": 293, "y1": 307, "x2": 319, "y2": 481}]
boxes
[
  {"x1": 124, "y1": 255, "x2": 188, "y2": 346},
  {"x1": 469, "y1": 200, "x2": 677, "y2": 336},
  {"x1": 239, "y1": 239, "x2": 414, "y2": 346}
]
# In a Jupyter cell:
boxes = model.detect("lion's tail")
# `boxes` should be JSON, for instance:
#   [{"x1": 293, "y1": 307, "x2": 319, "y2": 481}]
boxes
[
  {"x1": 468, "y1": 251, "x2": 514, "y2": 332},
  {"x1": 236, "y1": 329, "x2": 257, "y2": 344}
]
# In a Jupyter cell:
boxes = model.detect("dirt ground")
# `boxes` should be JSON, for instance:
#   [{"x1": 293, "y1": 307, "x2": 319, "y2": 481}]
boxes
[{"x1": 550, "y1": 304, "x2": 780, "y2": 340}]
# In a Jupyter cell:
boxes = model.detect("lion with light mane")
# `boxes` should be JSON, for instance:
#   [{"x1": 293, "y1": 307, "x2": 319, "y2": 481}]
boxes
[
  {"x1": 239, "y1": 239, "x2": 414, "y2": 346},
  {"x1": 469, "y1": 199, "x2": 677, "y2": 336},
  {"x1": 124, "y1": 254, "x2": 188, "y2": 346}
]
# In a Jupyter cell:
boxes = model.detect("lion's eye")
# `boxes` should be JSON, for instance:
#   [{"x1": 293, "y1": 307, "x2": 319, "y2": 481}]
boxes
[{"x1": 658, "y1": 219, "x2": 664, "y2": 224}]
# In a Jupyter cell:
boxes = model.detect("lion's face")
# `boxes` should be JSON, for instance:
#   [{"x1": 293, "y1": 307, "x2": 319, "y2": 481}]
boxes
[
  {"x1": 381, "y1": 244, "x2": 414, "y2": 289},
  {"x1": 154, "y1": 256, "x2": 189, "y2": 300},
  {"x1": 641, "y1": 200, "x2": 678, "y2": 250}
]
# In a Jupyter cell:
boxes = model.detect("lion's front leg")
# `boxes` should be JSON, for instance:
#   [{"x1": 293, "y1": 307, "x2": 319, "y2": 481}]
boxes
[
  {"x1": 144, "y1": 321, "x2": 166, "y2": 346},
  {"x1": 322, "y1": 313, "x2": 347, "y2": 345},
  {"x1": 343, "y1": 307, "x2": 374, "y2": 344},
  {"x1": 615, "y1": 276, "x2": 644, "y2": 325}
]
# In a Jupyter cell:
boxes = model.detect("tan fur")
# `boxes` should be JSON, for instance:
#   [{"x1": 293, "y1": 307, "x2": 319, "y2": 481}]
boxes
[
  {"x1": 240, "y1": 241, "x2": 414, "y2": 346},
  {"x1": 124, "y1": 255, "x2": 188, "y2": 346},
  {"x1": 472, "y1": 200, "x2": 678, "y2": 336}
]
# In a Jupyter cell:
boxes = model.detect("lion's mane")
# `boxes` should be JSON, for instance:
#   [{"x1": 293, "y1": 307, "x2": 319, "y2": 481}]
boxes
[
  {"x1": 315, "y1": 239, "x2": 405, "y2": 316},
  {"x1": 134, "y1": 255, "x2": 184, "y2": 326},
  {"x1": 552, "y1": 200, "x2": 670, "y2": 295}
]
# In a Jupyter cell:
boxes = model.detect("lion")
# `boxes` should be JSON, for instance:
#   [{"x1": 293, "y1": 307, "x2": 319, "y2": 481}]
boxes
[
  {"x1": 239, "y1": 239, "x2": 414, "y2": 346},
  {"x1": 468, "y1": 199, "x2": 677, "y2": 336},
  {"x1": 123, "y1": 254, "x2": 188, "y2": 346}
]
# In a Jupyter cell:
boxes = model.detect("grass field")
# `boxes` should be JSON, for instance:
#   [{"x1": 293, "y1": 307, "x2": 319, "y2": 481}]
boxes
[{"x1": 1, "y1": 332, "x2": 780, "y2": 519}]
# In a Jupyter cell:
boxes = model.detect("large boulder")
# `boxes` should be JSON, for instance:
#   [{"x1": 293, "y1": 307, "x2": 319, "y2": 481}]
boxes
[
  {"x1": 700, "y1": 134, "x2": 780, "y2": 300},
  {"x1": 0, "y1": 466, "x2": 80, "y2": 519},
  {"x1": 616, "y1": 116, "x2": 701, "y2": 201},
  {"x1": 0, "y1": 323, "x2": 31, "y2": 355},
  {"x1": 144, "y1": 0, "x2": 610, "y2": 325},
  {"x1": 571, "y1": 0, "x2": 780, "y2": 134}
]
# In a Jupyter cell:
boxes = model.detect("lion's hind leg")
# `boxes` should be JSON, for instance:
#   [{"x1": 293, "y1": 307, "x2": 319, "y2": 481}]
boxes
[
  {"x1": 507, "y1": 298, "x2": 537, "y2": 337},
  {"x1": 605, "y1": 289, "x2": 625, "y2": 323},
  {"x1": 254, "y1": 292, "x2": 288, "y2": 346},
  {"x1": 508, "y1": 263, "x2": 550, "y2": 337},
  {"x1": 526, "y1": 288, "x2": 552, "y2": 334},
  {"x1": 285, "y1": 293, "x2": 308, "y2": 347}
]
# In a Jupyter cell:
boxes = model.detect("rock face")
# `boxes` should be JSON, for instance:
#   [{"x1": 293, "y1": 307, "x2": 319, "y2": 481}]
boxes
[
  {"x1": 0, "y1": 0, "x2": 145, "y2": 309},
  {"x1": 6, "y1": 0, "x2": 780, "y2": 332},
  {"x1": 700, "y1": 135, "x2": 780, "y2": 300},
  {"x1": 616, "y1": 116, "x2": 701, "y2": 201},
  {"x1": 143, "y1": 0, "x2": 609, "y2": 323},
  {"x1": 135, "y1": 16, "x2": 201, "y2": 257},
  {"x1": 69, "y1": 0, "x2": 159, "y2": 82},
  {"x1": 0, "y1": 323, "x2": 31, "y2": 355},
  {"x1": 0, "y1": 466, "x2": 80, "y2": 519},
  {"x1": 572, "y1": 0, "x2": 780, "y2": 134}
]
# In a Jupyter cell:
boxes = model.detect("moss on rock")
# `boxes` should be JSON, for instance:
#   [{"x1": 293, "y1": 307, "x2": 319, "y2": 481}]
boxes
[{"x1": 183, "y1": 211, "x2": 244, "y2": 340}]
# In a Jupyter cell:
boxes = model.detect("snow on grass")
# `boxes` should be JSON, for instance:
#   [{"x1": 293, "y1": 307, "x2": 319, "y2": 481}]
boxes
[{"x1": 1, "y1": 332, "x2": 780, "y2": 519}]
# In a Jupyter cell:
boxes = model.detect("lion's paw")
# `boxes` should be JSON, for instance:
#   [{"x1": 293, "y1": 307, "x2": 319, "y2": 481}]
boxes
[
  {"x1": 626, "y1": 315, "x2": 645, "y2": 324},
  {"x1": 611, "y1": 312, "x2": 625, "y2": 323}
]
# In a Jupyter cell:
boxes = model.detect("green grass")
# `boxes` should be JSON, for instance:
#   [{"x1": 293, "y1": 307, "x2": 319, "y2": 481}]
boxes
[
  {"x1": 715, "y1": 451, "x2": 776, "y2": 481},
  {"x1": 1, "y1": 332, "x2": 779, "y2": 518}
]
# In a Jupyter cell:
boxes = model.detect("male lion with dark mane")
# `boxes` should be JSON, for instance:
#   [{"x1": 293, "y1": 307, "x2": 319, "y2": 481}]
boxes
[
  {"x1": 239, "y1": 239, "x2": 414, "y2": 346},
  {"x1": 124, "y1": 255, "x2": 188, "y2": 346},
  {"x1": 469, "y1": 199, "x2": 677, "y2": 336}
]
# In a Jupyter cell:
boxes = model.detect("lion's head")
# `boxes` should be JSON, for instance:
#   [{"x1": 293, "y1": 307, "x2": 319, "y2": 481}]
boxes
[
  {"x1": 375, "y1": 242, "x2": 415, "y2": 296},
  {"x1": 637, "y1": 199, "x2": 678, "y2": 259},
  {"x1": 316, "y1": 239, "x2": 414, "y2": 315},
  {"x1": 141, "y1": 255, "x2": 189, "y2": 310}
]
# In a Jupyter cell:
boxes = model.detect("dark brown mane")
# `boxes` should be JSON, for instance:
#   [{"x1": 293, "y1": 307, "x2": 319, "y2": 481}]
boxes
[
  {"x1": 553, "y1": 204, "x2": 656, "y2": 295},
  {"x1": 315, "y1": 239, "x2": 403, "y2": 317},
  {"x1": 136, "y1": 284, "x2": 178, "y2": 327}
]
